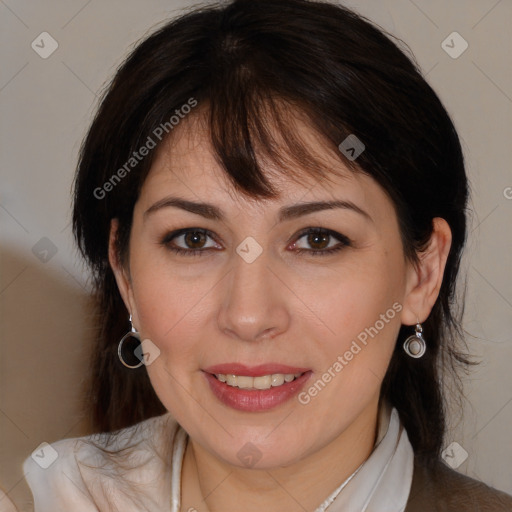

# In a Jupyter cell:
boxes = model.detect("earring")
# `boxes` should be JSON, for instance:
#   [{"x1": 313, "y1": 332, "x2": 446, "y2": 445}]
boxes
[
  {"x1": 403, "y1": 321, "x2": 426, "y2": 358},
  {"x1": 118, "y1": 314, "x2": 144, "y2": 368}
]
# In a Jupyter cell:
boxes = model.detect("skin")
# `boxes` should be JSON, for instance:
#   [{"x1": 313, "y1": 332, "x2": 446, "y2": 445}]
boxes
[{"x1": 109, "y1": 111, "x2": 452, "y2": 512}]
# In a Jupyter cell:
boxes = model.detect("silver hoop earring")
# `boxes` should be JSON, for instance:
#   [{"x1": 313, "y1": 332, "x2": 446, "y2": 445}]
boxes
[
  {"x1": 403, "y1": 322, "x2": 426, "y2": 358},
  {"x1": 118, "y1": 315, "x2": 144, "y2": 369}
]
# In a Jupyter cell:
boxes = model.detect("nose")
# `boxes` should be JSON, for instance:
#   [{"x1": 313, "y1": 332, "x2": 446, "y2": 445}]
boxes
[{"x1": 217, "y1": 247, "x2": 290, "y2": 342}]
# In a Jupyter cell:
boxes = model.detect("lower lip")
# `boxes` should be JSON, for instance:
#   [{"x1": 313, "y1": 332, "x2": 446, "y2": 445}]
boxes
[{"x1": 203, "y1": 371, "x2": 312, "y2": 412}]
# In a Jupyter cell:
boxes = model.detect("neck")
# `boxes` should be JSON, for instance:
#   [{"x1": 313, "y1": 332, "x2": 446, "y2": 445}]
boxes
[{"x1": 180, "y1": 395, "x2": 381, "y2": 512}]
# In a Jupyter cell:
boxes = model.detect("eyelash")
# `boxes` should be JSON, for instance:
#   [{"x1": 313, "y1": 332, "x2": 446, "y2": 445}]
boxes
[{"x1": 160, "y1": 227, "x2": 351, "y2": 257}]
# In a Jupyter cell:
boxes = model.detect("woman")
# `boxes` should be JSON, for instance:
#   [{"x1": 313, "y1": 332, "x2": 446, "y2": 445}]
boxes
[{"x1": 17, "y1": 0, "x2": 512, "y2": 510}]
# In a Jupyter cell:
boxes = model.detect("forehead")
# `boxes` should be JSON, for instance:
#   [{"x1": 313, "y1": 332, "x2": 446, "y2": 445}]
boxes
[{"x1": 139, "y1": 111, "x2": 380, "y2": 213}]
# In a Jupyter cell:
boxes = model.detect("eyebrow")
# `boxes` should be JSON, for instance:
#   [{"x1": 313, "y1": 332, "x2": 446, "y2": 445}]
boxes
[{"x1": 143, "y1": 196, "x2": 373, "y2": 223}]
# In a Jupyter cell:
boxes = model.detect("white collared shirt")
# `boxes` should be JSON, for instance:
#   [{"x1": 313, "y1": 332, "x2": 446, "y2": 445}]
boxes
[{"x1": 20, "y1": 401, "x2": 414, "y2": 511}]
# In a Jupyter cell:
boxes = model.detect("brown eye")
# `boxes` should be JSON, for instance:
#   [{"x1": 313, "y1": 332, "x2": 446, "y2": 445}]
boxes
[
  {"x1": 183, "y1": 230, "x2": 208, "y2": 249},
  {"x1": 306, "y1": 231, "x2": 330, "y2": 250},
  {"x1": 161, "y1": 228, "x2": 220, "y2": 256},
  {"x1": 292, "y1": 228, "x2": 351, "y2": 256}
]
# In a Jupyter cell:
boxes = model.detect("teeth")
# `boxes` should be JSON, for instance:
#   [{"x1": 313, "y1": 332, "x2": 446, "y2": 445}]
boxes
[
  {"x1": 237, "y1": 376, "x2": 254, "y2": 389},
  {"x1": 271, "y1": 374, "x2": 285, "y2": 386},
  {"x1": 215, "y1": 372, "x2": 302, "y2": 390}
]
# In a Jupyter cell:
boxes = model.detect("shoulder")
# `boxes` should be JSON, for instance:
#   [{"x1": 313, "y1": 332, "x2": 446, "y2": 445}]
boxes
[
  {"x1": 22, "y1": 434, "x2": 96, "y2": 511},
  {"x1": 405, "y1": 456, "x2": 512, "y2": 512},
  {"x1": 22, "y1": 412, "x2": 179, "y2": 511}
]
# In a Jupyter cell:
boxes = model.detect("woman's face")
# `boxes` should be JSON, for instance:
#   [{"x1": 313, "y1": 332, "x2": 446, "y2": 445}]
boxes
[{"x1": 110, "y1": 112, "x2": 437, "y2": 469}]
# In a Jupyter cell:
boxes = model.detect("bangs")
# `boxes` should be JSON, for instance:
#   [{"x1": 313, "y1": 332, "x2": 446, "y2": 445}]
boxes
[
  {"x1": 155, "y1": 88, "x2": 362, "y2": 204},
  {"x1": 206, "y1": 91, "x2": 360, "y2": 200}
]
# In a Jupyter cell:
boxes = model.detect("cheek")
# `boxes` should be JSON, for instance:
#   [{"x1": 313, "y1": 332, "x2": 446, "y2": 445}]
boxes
[
  {"x1": 296, "y1": 249, "x2": 405, "y2": 376},
  {"x1": 129, "y1": 255, "x2": 204, "y2": 357},
  {"x1": 301, "y1": 249, "x2": 404, "y2": 330},
  {"x1": 129, "y1": 261, "x2": 211, "y2": 413}
]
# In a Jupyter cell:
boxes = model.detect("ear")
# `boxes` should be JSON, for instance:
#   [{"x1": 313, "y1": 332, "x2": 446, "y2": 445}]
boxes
[
  {"x1": 108, "y1": 218, "x2": 140, "y2": 328},
  {"x1": 401, "y1": 217, "x2": 452, "y2": 325}
]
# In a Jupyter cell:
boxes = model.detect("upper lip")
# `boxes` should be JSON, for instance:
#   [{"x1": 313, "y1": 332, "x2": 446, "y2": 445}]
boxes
[{"x1": 203, "y1": 363, "x2": 311, "y2": 377}]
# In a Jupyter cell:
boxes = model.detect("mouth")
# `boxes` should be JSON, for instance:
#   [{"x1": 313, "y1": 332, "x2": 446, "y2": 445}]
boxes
[{"x1": 202, "y1": 364, "x2": 312, "y2": 412}]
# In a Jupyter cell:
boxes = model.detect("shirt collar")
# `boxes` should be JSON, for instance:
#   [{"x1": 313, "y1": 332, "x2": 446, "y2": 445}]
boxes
[{"x1": 321, "y1": 400, "x2": 414, "y2": 512}]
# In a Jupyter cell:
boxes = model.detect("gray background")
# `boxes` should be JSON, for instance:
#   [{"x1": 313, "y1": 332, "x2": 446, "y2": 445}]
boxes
[{"x1": 1, "y1": 0, "x2": 511, "y2": 510}]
